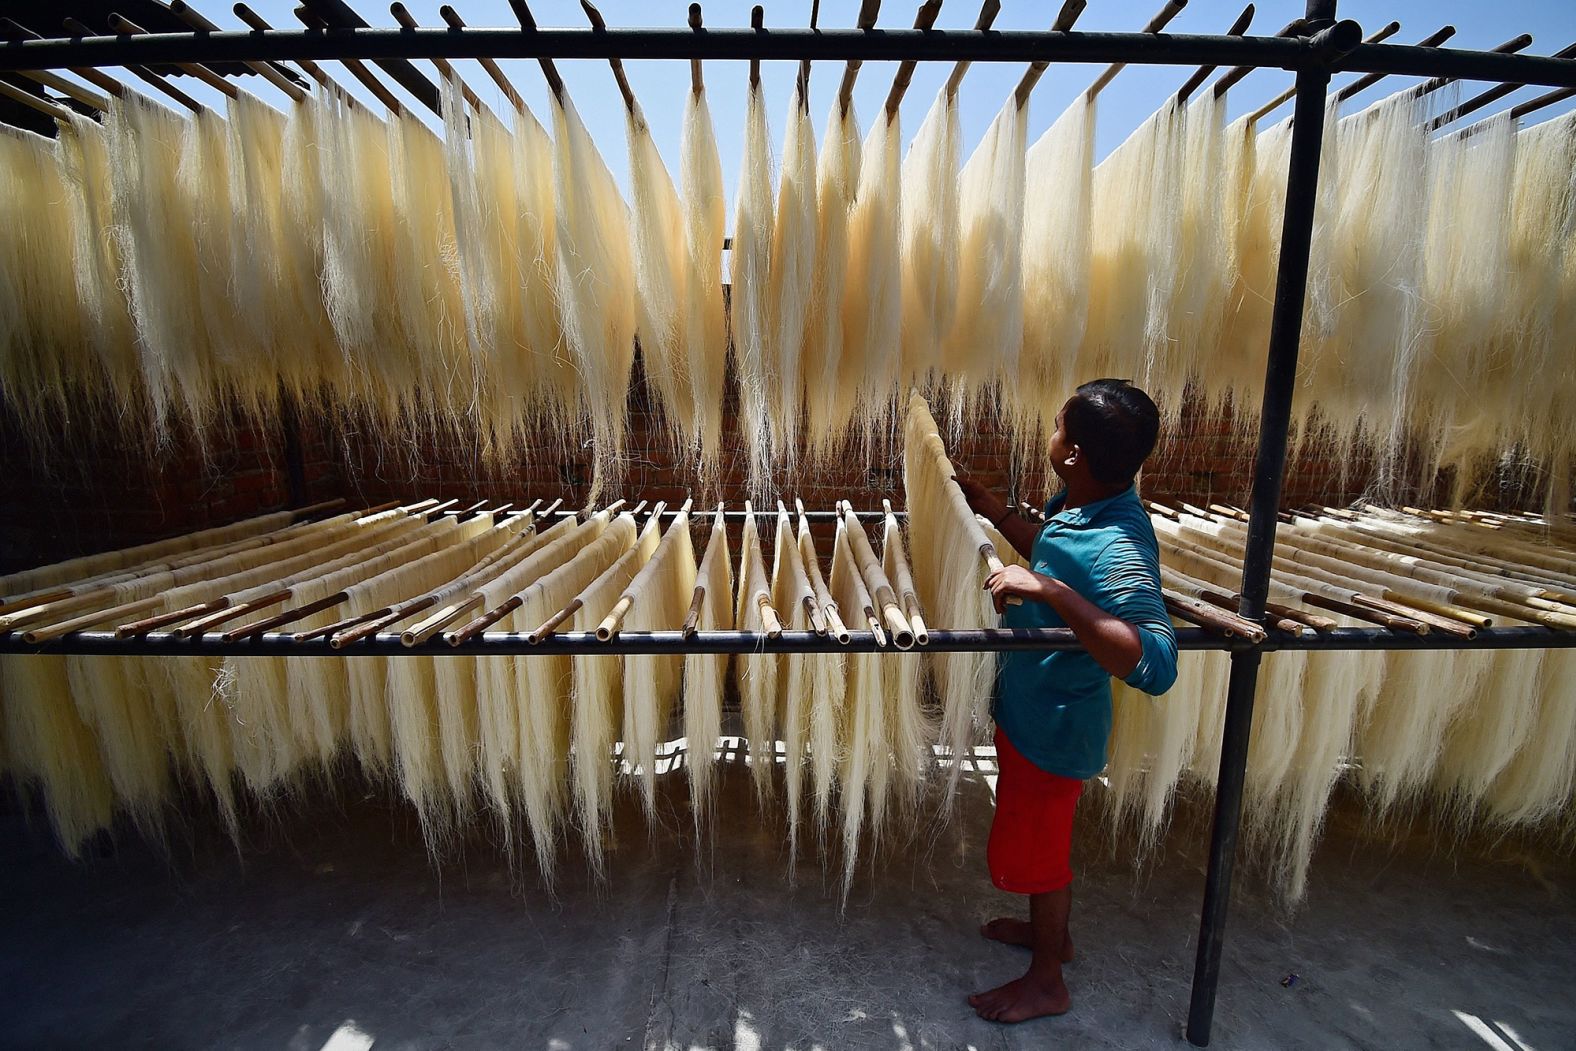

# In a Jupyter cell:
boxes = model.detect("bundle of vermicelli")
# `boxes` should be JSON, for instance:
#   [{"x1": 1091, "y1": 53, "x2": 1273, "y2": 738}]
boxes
[
  {"x1": 840, "y1": 110, "x2": 903, "y2": 454},
  {"x1": 830, "y1": 514, "x2": 888, "y2": 895},
  {"x1": 1318, "y1": 89, "x2": 1430, "y2": 474},
  {"x1": 735, "y1": 504, "x2": 779, "y2": 803},
  {"x1": 181, "y1": 105, "x2": 258, "y2": 425},
  {"x1": 0, "y1": 124, "x2": 87, "y2": 427},
  {"x1": 279, "y1": 95, "x2": 345, "y2": 400},
  {"x1": 552, "y1": 94, "x2": 636, "y2": 499},
  {"x1": 1168, "y1": 93, "x2": 1228, "y2": 400},
  {"x1": 769, "y1": 86, "x2": 817, "y2": 480},
  {"x1": 570, "y1": 513, "x2": 661, "y2": 874},
  {"x1": 804, "y1": 102, "x2": 861, "y2": 463},
  {"x1": 458, "y1": 512, "x2": 582, "y2": 833},
  {"x1": 441, "y1": 77, "x2": 509, "y2": 456},
  {"x1": 798, "y1": 514, "x2": 847, "y2": 838},
  {"x1": 1020, "y1": 96, "x2": 1094, "y2": 441},
  {"x1": 484, "y1": 511, "x2": 628, "y2": 872},
  {"x1": 105, "y1": 93, "x2": 214, "y2": 439},
  {"x1": 252, "y1": 516, "x2": 468, "y2": 772},
  {"x1": 683, "y1": 506, "x2": 733, "y2": 830},
  {"x1": 214, "y1": 516, "x2": 452, "y2": 793},
  {"x1": 680, "y1": 84, "x2": 728, "y2": 479},
  {"x1": 626, "y1": 100, "x2": 694, "y2": 459},
  {"x1": 1505, "y1": 112, "x2": 1576, "y2": 517},
  {"x1": 1416, "y1": 114, "x2": 1516, "y2": 502},
  {"x1": 511, "y1": 100, "x2": 573, "y2": 444},
  {"x1": 1084, "y1": 99, "x2": 1182, "y2": 398},
  {"x1": 225, "y1": 93, "x2": 331, "y2": 411},
  {"x1": 771, "y1": 505, "x2": 817, "y2": 854},
  {"x1": 388, "y1": 110, "x2": 469, "y2": 431},
  {"x1": 619, "y1": 507, "x2": 698, "y2": 820},
  {"x1": 899, "y1": 89, "x2": 960, "y2": 392},
  {"x1": 878, "y1": 514, "x2": 930, "y2": 814},
  {"x1": 413, "y1": 511, "x2": 595, "y2": 851},
  {"x1": 55, "y1": 113, "x2": 140, "y2": 420},
  {"x1": 902, "y1": 392, "x2": 1002, "y2": 803},
  {"x1": 1211, "y1": 114, "x2": 1284, "y2": 415},
  {"x1": 0, "y1": 653, "x2": 115, "y2": 856},
  {"x1": 943, "y1": 98, "x2": 1025, "y2": 427},
  {"x1": 732, "y1": 81, "x2": 775, "y2": 495},
  {"x1": 0, "y1": 507, "x2": 296, "y2": 598}
]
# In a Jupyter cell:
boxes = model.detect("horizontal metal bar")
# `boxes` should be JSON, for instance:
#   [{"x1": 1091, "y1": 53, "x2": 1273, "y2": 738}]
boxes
[
  {"x1": 2, "y1": 626, "x2": 1569, "y2": 657},
  {"x1": 1341, "y1": 41, "x2": 1576, "y2": 87},
  {"x1": 0, "y1": 27, "x2": 1324, "y2": 74},
  {"x1": 4, "y1": 26, "x2": 1570, "y2": 85},
  {"x1": 546, "y1": 509, "x2": 904, "y2": 519}
]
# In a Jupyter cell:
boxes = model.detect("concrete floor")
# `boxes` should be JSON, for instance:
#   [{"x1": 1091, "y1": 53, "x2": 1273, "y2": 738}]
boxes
[{"x1": 2, "y1": 751, "x2": 1573, "y2": 1051}]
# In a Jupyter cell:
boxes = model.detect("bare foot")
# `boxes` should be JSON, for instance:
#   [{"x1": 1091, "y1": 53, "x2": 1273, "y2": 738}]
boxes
[
  {"x1": 967, "y1": 972, "x2": 1071, "y2": 1023},
  {"x1": 979, "y1": 918, "x2": 1075, "y2": 962}
]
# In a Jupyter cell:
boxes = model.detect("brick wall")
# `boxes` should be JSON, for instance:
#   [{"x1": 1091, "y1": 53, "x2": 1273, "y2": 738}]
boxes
[
  {"x1": 0, "y1": 373, "x2": 1554, "y2": 575},
  {"x1": 0, "y1": 397, "x2": 340, "y2": 575}
]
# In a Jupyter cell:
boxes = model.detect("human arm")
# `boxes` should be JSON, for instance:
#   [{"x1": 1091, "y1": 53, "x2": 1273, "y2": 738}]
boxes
[
  {"x1": 953, "y1": 473, "x2": 1037, "y2": 561},
  {"x1": 984, "y1": 536, "x2": 1179, "y2": 694}
]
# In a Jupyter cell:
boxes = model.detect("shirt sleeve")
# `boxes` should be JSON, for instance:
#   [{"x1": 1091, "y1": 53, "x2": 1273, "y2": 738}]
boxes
[{"x1": 1094, "y1": 532, "x2": 1179, "y2": 696}]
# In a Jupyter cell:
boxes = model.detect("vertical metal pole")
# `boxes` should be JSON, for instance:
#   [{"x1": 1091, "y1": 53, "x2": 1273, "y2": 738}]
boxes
[{"x1": 1185, "y1": 3, "x2": 1337, "y2": 1044}]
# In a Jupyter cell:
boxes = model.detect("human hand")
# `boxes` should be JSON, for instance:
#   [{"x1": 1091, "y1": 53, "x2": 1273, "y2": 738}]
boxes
[
  {"x1": 952, "y1": 471, "x2": 1006, "y2": 524},
  {"x1": 985, "y1": 564, "x2": 1049, "y2": 614}
]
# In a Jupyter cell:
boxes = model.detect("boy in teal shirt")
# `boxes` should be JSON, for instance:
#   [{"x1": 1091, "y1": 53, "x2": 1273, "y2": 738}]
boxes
[{"x1": 957, "y1": 379, "x2": 1178, "y2": 1024}]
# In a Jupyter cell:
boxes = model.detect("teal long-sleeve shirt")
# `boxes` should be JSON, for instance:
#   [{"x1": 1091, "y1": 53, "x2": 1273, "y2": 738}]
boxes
[{"x1": 992, "y1": 484, "x2": 1179, "y2": 780}]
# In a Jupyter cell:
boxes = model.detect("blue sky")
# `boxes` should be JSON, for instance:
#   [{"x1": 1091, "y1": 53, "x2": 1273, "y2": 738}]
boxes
[{"x1": 66, "y1": 0, "x2": 1576, "y2": 215}]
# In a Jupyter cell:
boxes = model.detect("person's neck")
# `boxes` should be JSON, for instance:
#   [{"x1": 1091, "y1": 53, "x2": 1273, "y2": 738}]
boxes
[{"x1": 1059, "y1": 477, "x2": 1129, "y2": 510}]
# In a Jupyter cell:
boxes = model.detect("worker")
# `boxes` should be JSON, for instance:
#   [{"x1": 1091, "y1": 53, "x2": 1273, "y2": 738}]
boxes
[{"x1": 955, "y1": 377, "x2": 1179, "y2": 1023}]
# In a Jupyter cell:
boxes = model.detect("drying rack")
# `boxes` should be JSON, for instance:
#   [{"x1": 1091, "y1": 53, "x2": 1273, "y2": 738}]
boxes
[{"x1": 3, "y1": 2, "x2": 1576, "y2": 1043}]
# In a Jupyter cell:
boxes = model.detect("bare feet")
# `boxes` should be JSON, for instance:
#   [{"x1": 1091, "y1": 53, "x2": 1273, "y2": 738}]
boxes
[
  {"x1": 980, "y1": 918, "x2": 1075, "y2": 962},
  {"x1": 967, "y1": 972, "x2": 1072, "y2": 1023}
]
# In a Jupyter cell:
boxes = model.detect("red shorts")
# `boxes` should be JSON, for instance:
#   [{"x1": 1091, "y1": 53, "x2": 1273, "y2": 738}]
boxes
[{"x1": 988, "y1": 728, "x2": 1085, "y2": 895}]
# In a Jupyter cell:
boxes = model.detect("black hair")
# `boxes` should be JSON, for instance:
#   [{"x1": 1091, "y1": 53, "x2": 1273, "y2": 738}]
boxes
[{"x1": 1062, "y1": 379, "x2": 1161, "y2": 485}]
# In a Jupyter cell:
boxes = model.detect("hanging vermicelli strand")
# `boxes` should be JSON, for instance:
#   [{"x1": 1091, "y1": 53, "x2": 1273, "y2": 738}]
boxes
[
  {"x1": 500, "y1": 512, "x2": 632, "y2": 876},
  {"x1": 551, "y1": 94, "x2": 637, "y2": 499},
  {"x1": 1084, "y1": 100, "x2": 1183, "y2": 396},
  {"x1": 1168, "y1": 92, "x2": 1229, "y2": 404},
  {"x1": 680, "y1": 81, "x2": 727, "y2": 480},
  {"x1": 944, "y1": 98, "x2": 1026, "y2": 428},
  {"x1": 182, "y1": 103, "x2": 260, "y2": 428},
  {"x1": 798, "y1": 513, "x2": 848, "y2": 842},
  {"x1": 627, "y1": 100, "x2": 695, "y2": 459},
  {"x1": 456, "y1": 513, "x2": 584, "y2": 837},
  {"x1": 1020, "y1": 95, "x2": 1094, "y2": 445},
  {"x1": 769, "y1": 82, "x2": 817, "y2": 481},
  {"x1": 683, "y1": 506, "x2": 733, "y2": 834},
  {"x1": 56, "y1": 113, "x2": 141, "y2": 421},
  {"x1": 106, "y1": 93, "x2": 217, "y2": 439},
  {"x1": 618, "y1": 505, "x2": 698, "y2": 821},
  {"x1": 736, "y1": 503, "x2": 780, "y2": 804},
  {"x1": 509, "y1": 99, "x2": 571, "y2": 447},
  {"x1": 1504, "y1": 112, "x2": 1576, "y2": 516},
  {"x1": 772, "y1": 504, "x2": 817, "y2": 858},
  {"x1": 880, "y1": 513, "x2": 932, "y2": 813},
  {"x1": 569, "y1": 514, "x2": 662, "y2": 875},
  {"x1": 830, "y1": 514, "x2": 888, "y2": 897},
  {"x1": 733, "y1": 80, "x2": 776, "y2": 495},
  {"x1": 902, "y1": 393, "x2": 1006, "y2": 805},
  {"x1": 805, "y1": 101, "x2": 861, "y2": 463},
  {"x1": 899, "y1": 88, "x2": 960, "y2": 393},
  {"x1": 839, "y1": 108, "x2": 903, "y2": 457},
  {"x1": 440, "y1": 74, "x2": 505, "y2": 456}
]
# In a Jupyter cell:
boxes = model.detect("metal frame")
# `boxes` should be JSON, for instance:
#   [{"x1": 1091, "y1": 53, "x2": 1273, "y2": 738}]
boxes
[
  {"x1": 2, "y1": 3, "x2": 1574, "y2": 1047},
  {"x1": 2, "y1": 625, "x2": 1572, "y2": 657}
]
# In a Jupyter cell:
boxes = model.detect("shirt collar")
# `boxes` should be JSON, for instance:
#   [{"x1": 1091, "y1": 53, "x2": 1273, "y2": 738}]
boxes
[{"x1": 1043, "y1": 484, "x2": 1136, "y2": 527}]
